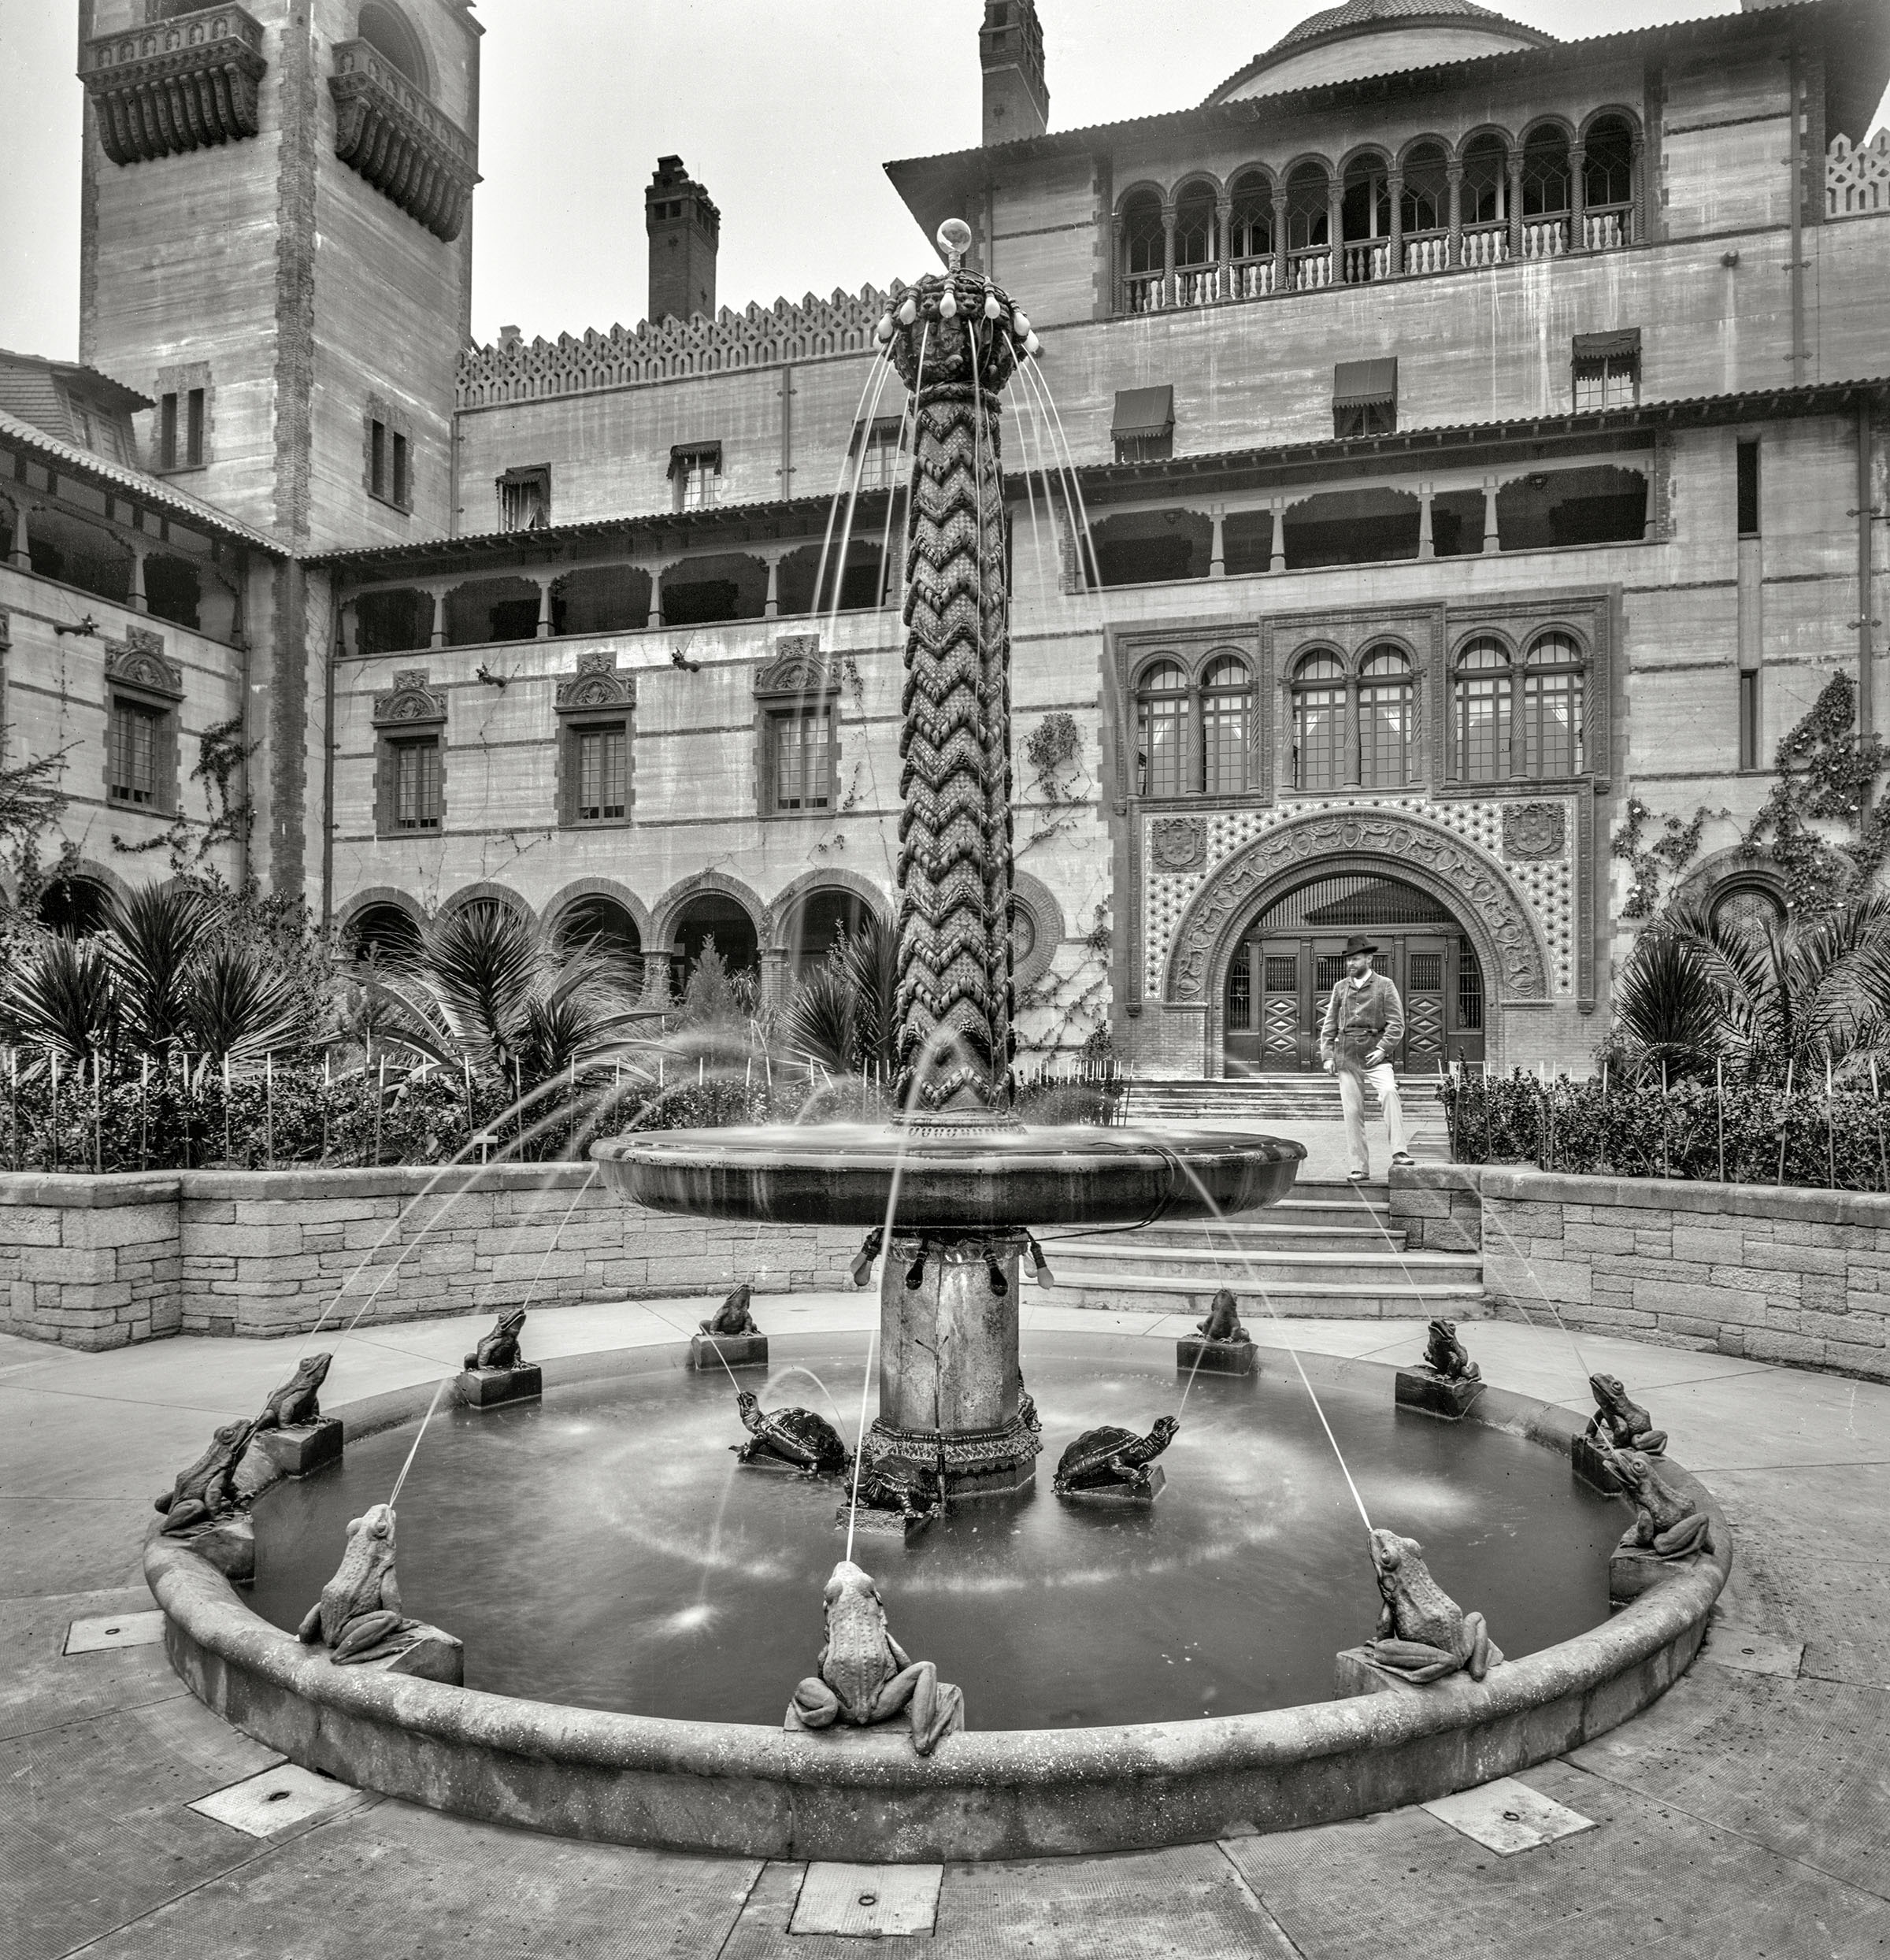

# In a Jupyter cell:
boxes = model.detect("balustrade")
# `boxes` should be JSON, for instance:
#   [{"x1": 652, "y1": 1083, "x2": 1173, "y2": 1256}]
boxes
[
  {"x1": 1340, "y1": 240, "x2": 1392, "y2": 284},
  {"x1": 1521, "y1": 217, "x2": 1569, "y2": 259},
  {"x1": 1229, "y1": 258, "x2": 1277, "y2": 299},
  {"x1": 1288, "y1": 246, "x2": 1332, "y2": 291},
  {"x1": 1402, "y1": 230, "x2": 1449, "y2": 275},
  {"x1": 1460, "y1": 222, "x2": 1509, "y2": 268},
  {"x1": 1581, "y1": 203, "x2": 1632, "y2": 250},
  {"x1": 1125, "y1": 271, "x2": 1169, "y2": 313},
  {"x1": 1176, "y1": 268, "x2": 1220, "y2": 308}
]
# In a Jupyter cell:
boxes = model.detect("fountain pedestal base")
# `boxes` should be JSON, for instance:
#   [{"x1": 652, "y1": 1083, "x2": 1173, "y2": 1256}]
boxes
[
  {"x1": 1177, "y1": 1336, "x2": 1258, "y2": 1377},
  {"x1": 1395, "y1": 1370, "x2": 1484, "y2": 1419},
  {"x1": 458, "y1": 1365, "x2": 542, "y2": 1409},
  {"x1": 253, "y1": 1419, "x2": 343, "y2": 1478},
  {"x1": 691, "y1": 1333, "x2": 768, "y2": 1372}
]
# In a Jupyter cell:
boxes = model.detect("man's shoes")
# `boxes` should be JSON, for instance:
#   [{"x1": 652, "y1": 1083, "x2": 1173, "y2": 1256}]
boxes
[
  {"x1": 1347, "y1": 1170, "x2": 1372, "y2": 1183},
  {"x1": 1392, "y1": 1151, "x2": 1415, "y2": 1166}
]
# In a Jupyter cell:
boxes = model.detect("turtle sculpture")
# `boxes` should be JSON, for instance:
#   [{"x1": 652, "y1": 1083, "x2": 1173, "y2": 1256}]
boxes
[
  {"x1": 850, "y1": 1462, "x2": 944, "y2": 1527},
  {"x1": 732, "y1": 1388, "x2": 850, "y2": 1476},
  {"x1": 1053, "y1": 1415, "x2": 1179, "y2": 1498},
  {"x1": 700, "y1": 1284, "x2": 761, "y2": 1338}
]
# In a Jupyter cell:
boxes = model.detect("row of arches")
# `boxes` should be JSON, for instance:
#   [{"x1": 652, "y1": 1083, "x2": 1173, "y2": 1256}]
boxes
[
  {"x1": 1118, "y1": 113, "x2": 1640, "y2": 302},
  {"x1": 348, "y1": 541, "x2": 889, "y2": 657},
  {"x1": 0, "y1": 495, "x2": 232, "y2": 639}
]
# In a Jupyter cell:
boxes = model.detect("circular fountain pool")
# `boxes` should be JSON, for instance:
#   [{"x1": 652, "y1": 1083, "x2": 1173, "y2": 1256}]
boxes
[{"x1": 247, "y1": 1332, "x2": 1619, "y2": 1729}]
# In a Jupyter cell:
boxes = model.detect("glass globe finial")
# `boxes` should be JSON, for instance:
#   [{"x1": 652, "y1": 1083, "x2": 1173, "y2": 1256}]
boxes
[{"x1": 936, "y1": 218, "x2": 973, "y2": 269}]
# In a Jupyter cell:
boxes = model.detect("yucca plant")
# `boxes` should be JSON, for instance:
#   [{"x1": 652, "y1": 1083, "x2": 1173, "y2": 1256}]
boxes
[
  {"x1": 0, "y1": 933, "x2": 117, "y2": 1064},
  {"x1": 780, "y1": 913, "x2": 899, "y2": 1079},
  {"x1": 1607, "y1": 928, "x2": 1724, "y2": 1076},
  {"x1": 187, "y1": 943, "x2": 306, "y2": 1065},
  {"x1": 107, "y1": 884, "x2": 209, "y2": 1050}
]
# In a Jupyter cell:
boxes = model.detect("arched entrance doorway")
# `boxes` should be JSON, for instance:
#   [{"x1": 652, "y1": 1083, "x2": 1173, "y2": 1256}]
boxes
[{"x1": 1222, "y1": 871, "x2": 1485, "y2": 1074}]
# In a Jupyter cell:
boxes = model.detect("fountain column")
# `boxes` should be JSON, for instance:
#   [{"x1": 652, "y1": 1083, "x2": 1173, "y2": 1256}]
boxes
[{"x1": 865, "y1": 224, "x2": 1043, "y2": 1500}]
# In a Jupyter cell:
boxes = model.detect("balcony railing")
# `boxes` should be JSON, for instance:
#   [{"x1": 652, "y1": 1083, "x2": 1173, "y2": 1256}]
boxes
[
  {"x1": 1460, "y1": 222, "x2": 1509, "y2": 268},
  {"x1": 1402, "y1": 228, "x2": 1449, "y2": 276},
  {"x1": 1340, "y1": 239, "x2": 1392, "y2": 284},
  {"x1": 81, "y1": 4, "x2": 266, "y2": 165},
  {"x1": 1581, "y1": 203, "x2": 1633, "y2": 250},
  {"x1": 1288, "y1": 246, "x2": 1332, "y2": 291},
  {"x1": 1521, "y1": 217, "x2": 1569, "y2": 258},
  {"x1": 1228, "y1": 258, "x2": 1277, "y2": 300},
  {"x1": 1125, "y1": 270, "x2": 1166, "y2": 313}
]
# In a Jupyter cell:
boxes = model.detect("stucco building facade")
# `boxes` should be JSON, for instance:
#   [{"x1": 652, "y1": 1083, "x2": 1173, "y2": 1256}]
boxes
[{"x1": 5, "y1": 0, "x2": 1889, "y2": 1077}]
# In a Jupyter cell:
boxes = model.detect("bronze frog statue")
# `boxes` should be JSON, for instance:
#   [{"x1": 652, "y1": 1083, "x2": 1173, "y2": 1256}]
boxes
[
  {"x1": 257, "y1": 1352, "x2": 331, "y2": 1430},
  {"x1": 785, "y1": 1559, "x2": 964, "y2": 1754},
  {"x1": 1422, "y1": 1319, "x2": 1480, "y2": 1382},
  {"x1": 1363, "y1": 1528, "x2": 1503, "y2": 1684},
  {"x1": 1603, "y1": 1445, "x2": 1712, "y2": 1559},
  {"x1": 465, "y1": 1307, "x2": 526, "y2": 1372},
  {"x1": 1196, "y1": 1288, "x2": 1251, "y2": 1344},
  {"x1": 154, "y1": 1418, "x2": 258, "y2": 1533},
  {"x1": 700, "y1": 1284, "x2": 760, "y2": 1338},
  {"x1": 1588, "y1": 1373, "x2": 1667, "y2": 1455},
  {"x1": 1053, "y1": 1416, "x2": 1178, "y2": 1497},
  {"x1": 297, "y1": 1502, "x2": 416, "y2": 1663},
  {"x1": 733, "y1": 1389, "x2": 850, "y2": 1476}
]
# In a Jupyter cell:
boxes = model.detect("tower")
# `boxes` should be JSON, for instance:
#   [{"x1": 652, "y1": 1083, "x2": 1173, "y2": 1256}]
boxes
[
  {"x1": 645, "y1": 157, "x2": 721, "y2": 324},
  {"x1": 76, "y1": 0, "x2": 480, "y2": 553},
  {"x1": 980, "y1": 0, "x2": 1048, "y2": 146}
]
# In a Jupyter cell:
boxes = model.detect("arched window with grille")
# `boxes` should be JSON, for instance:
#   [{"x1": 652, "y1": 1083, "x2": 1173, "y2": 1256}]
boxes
[
  {"x1": 1201, "y1": 654, "x2": 1253, "y2": 794},
  {"x1": 1174, "y1": 184, "x2": 1215, "y2": 267},
  {"x1": 1285, "y1": 163, "x2": 1329, "y2": 249},
  {"x1": 1358, "y1": 646, "x2": 1414, "y2": 787},
  {"x1": 1136, "y1": 658, "x2": 1189, "y2": 797},
  {"x1": 1453, "y1": 638, "x2": 1511, "y2": 783},
  {"x1": 1521, "y1": 632, "x2": 1584, "y2": 776},
  {"x1": 1461, "y1": 134, "x2": 1507, "y2": 223},
  {"x1": 1121, "y1": 190, "x2": 1166, "y2": 311},
  {"x1": 1582, "y1": 115, "x2": 1636, "y2": 248},
  {"x1": 1292, "y1": 650, "x2": 1346, "y2": 791},
  {"x1": 1228, "y1": 170, "x2": 1272, "y2": 261}
]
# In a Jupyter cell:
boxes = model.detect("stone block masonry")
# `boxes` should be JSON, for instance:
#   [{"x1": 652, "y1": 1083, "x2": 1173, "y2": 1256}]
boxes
[
  {"x1": 1390, "y1": 1164, "x2": 1890, "y2": 1384},
  {"x1": 0, "y1": 1165, "x2": 860, "y2": 1350}
]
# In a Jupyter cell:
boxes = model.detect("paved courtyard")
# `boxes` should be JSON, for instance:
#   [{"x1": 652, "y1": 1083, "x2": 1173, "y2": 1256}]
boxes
[{"x1": 3, "y1": 1292, "x2": 1886, "y2": 1958}]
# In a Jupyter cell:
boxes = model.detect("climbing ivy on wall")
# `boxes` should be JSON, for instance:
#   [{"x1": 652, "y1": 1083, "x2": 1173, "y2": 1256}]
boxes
[
  {"x1": 1017, "y1": 711, "x2": 1091, "y2": 855},
  {"x1": 1610, "y1": 796, "x2": 1715, "y2": 920},
  {"x1": 112, "y1": 716, "x2": 256, "y2": 869}
]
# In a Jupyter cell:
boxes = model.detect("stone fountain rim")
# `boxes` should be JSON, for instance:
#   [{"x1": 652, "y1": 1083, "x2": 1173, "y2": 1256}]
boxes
[{"x1": 146, "y1": 1335, "x2": 1729, "y2": 1860}]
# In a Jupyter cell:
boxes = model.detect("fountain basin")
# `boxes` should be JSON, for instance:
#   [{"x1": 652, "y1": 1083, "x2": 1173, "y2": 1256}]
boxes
[
  {"x1": 591, "y1": 1124, "x2": 1305, "y2": 1230},
  {"x1": 147, "y1": 1339, "x2": 1729, "y2": 1861}
]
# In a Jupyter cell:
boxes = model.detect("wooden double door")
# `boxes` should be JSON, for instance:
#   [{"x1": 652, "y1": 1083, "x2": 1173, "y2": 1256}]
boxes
[{"x1": 1225, "y1": 931, "x2": 1484, "y2": 1074}]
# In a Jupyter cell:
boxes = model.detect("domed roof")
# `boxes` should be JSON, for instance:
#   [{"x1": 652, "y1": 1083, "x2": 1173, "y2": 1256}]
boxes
[{"x1": 1206, "y1": 0, "x2": 1555, "y2": 105}]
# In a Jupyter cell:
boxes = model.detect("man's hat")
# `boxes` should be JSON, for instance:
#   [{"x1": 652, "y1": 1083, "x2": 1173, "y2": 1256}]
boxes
[{"x1": 1341, "y1": 934, "x2": 1379, "y2": 957}]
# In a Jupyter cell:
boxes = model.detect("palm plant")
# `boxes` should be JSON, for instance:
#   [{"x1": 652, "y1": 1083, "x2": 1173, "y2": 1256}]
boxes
[
  {"x1": 107, "y1": 884, "x2": 209, "y2": 1050},
  {"x1": 187, "y1": 943, "x2": 305, "y2": 1065},
  {"x1": 780, "y1": 914, "x2": 899, "y2": 1079},
  {"x1": 0, "y1": 933, "x2": 117, "y2": 1064},
  {"x1": 1659, "y1": 895, "x2": 1890, "y2": 1081},
  {"x1": 1606, "y1": 928, "x2": 1724, "y2": 1076},
  {"x1": 366, "y1": 901, "x2": 659, "y2": 1087}
]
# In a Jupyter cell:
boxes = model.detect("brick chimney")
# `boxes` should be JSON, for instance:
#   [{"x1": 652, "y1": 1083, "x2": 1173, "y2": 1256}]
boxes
[
  {"x1": 646, "y1": 156, "x2": 721, "y2": 324},
  {"x1": 980, "y1": 0, "x2": 1048, "y2": 146}
]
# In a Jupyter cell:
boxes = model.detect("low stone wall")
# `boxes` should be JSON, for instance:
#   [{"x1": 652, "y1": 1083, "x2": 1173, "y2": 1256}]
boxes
[
  {"x1": 0, "y1": 1164, "x2": 861, "y2": 1350},
  {"x1": 1392, "y1": 1164, "x2": 1890, "y2": 1381}
]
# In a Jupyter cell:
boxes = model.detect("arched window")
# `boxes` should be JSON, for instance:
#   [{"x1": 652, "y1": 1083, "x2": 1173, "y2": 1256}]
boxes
[
  {"x1": 1292, "y1": 650, "x2": 1346, "y2": 792},
  {"x1": 357, "y1": 2, "x2": 427, "y2": 87},
  {"x1": 1584, "y1": 117, "x2": 1635, "y2": 208},
  {"x1": 1201, "y1": 654, "x2": 1253, "y2": 795},
  {"x1": 1173, "y1": 184, "x2": 1215, "y2": 268},
  {"x1": 1228, "y1": 170, "x2": 1272, "y2": 261},
  {"x1": 1521, "y1": 128, "x2": 1571, "y2": 216},
  {"x1": 1401, "y1": 143, "x2": 1448, "y2": 236},
  {"x1": 1358, "y1": 646, "x2": 1414, "y2": 787},
  {"x1": 1521, "y1": 632, "x2": 1584, "y2": 776},
  {"x1": 1285, "y1": 163, "x2": 1329, "y2": 251},
  {"x1": 1341, "y1": 154, "x2": 1392, "y2": 242},
  {"x1": 1461, "y1": 135, "x2": 1507, "y2": 225},
  {"x1": 1453, "y1": 638, "x2": 1511, "y2": 783},
  {"x1": 1136, "y1": 659, "x2": 1189, "y2": 797},
  {"x1": 1009, "y1": 897, "x2": 1037, "y2": 965},
  {"x1": 1121, "y1": 191, "x2": 1164, "y2": 276}
]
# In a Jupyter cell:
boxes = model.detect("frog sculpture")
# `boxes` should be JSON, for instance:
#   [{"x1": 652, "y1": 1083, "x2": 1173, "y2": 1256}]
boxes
[
  {"x1": 785, "y1": 1559, "x2": 964, "y2": 1754},
  {"x1": 1196, "y1": 1288, "x2": 1251, "y2": 1344},
  {"x1": 154, "y1": 1418, "x2": 258, "y2": 1533},
  {"x1": 733, "y1": 1388, "x2": 850, "y2": 1475},
  {"x1": 464, "y1": 1308, "x2": 527, "y2": 1372},
  {"x1": 1602, "y1": 1445, "x2": 1713, "y2": 1559},
  {"x1": 256, "y1": 1352, "x2": 331, "y2": 1429},
  {"x1": 700, "y1": 1284, "x2": 761, "y2": 1338},
  {"x1": 1422, "y1": 1319, "x2": 1480, "y2": 1382},
  {"x1": 297, "y1": 1502, "x2": 416, "y2": 1663},
  {"x1": 1362, "y1": 1527, "x2": 1503, "y2": 1684},
  {"x1": 1588, "y1": 1373, "x2": 1667, "y2": 1455}
]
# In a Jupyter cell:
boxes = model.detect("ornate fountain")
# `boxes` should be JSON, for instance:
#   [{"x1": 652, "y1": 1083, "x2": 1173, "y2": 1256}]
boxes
[{"x1": 593, "y1": 222, "x2": 1303, "y2": 1502}]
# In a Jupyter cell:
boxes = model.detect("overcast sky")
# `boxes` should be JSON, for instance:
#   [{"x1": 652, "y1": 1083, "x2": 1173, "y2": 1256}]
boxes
[{"x1": 2, "y1": 0, "x2": 1884, "y2": 360}]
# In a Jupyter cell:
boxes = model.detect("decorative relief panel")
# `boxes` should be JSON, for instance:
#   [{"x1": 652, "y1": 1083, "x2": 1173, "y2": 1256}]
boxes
[
  {"x1": 1149, "y1": 817, "x2": 1206, "y2": 873},
  {"x1": 1503, "y1": 802, "x2": 1566, "y2": 860},
  {"x1": 554, "y1": 649, "x2": 636, "y2": 714},
  {"x1": 105, "y1": 628, "x2": 183, "y2": 701},
  {"x1": 372, "y1": 669, "x2": 447, "y2": 727},
  {"x1": 83, "y1": 6, "x2": 265, "y2": 165},
  {"x1": 1143, "y1": 792, "x2": 1575, "y2": 1002},
  {"x1": 754, "y1": 634, "x2": 834, "y2": 699}
]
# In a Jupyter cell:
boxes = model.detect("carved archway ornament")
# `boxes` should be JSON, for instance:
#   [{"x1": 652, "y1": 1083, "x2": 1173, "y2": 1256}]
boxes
[{"x1": 1163, "y1": 809, "x2": 1550, "y2": 1010}]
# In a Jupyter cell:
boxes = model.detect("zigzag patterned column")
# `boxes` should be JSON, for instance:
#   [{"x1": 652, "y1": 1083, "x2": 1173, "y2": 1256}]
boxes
[{"x1": 880, "y1": 254, "x2": 1039, "y2": 1120}]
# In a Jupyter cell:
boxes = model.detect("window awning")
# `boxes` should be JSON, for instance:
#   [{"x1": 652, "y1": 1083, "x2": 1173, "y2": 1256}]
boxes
[
  {"x1": 1110, "y1": 385, "x2": 1174, "y2": 440},
  {"x1": 667, "y1": 440, "x2": 722, "y2": 478},
  {"x1": 1573, "y1": 328, "x2": 1642, "y2": 361},
  {"x1": 1332, "y1": 358, "x2": 1397, "y2": 406}
]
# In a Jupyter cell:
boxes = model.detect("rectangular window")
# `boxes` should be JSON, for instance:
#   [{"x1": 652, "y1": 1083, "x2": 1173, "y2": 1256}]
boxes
[
  {"x1": 1522, "y1": 670, "x2": 1581, "y2": 777},
  {"x1": 107, "y1": 698, "x2": 165, "y2": 806},
  {"x1": 1332, "y1": 359, "x2": 1397, "y2": 439},
  {"x1": 1293, "y1": 687, "x2": 1346, "y2": 791},
  {"x1": 671, "y1": 443, "x2": 721, "y2": 512},
  {"x1": 1572, "y1": 329, "x2": 1640, "y2": 411},
  {"x1": 852, "y1": 417, "x2": 906, "y2": 492},
  {"x1": 185, "y1": 389, "x2": 205, "y2": 467},
  {"x1": 1408, "y1": 952, "x2": 1443, "y2": 992},
  {"x1": 1202, "y1": 694, "x2": 1248, "y2": 795},
  {"x1": 1359, "y1": 687, "x2": 1412, "y2": 787},
  {"x1": 370, "y1": 420, "x2": 387, "y2": 499},
  {"x1": 392, "y1": 432, "x2": 409, "y2": 509},
  {"x1": 498, "y1": 467, "x2": 552, "y2": 532},
  {"x1": 1136, "y1": 693, "x2": 1188, "y2": 797},
  {"x1": 159, "y1": 393, "x2": 179, "y2": 471},
  {"x1": 391, "y1": 735, "x2": 442, "y2": 831},
  {"x1": 1111, "y1": 385, "x2": 1175, "y2": 466},
  {"x1": 1739, "y1": 669, "x2": 1760, "y2": 770},
  {"x1": 1737, "y1": 440, "x2": 1761, "y2": 537},
  {"x1": 1457, "y1": 677, "x2": 1511, "y2": 783},
  {"x1": 772, "y1": 707, "x2": 833, "y2": 810},
  {"x1": 1227, "y1": 945, "x2": 1251, "y2": 1031},
  {"x1": 573, "y1": 724, "x2": 628, "y2": 822},
  {"x1": 1264, "y1": 955, "x2": 1298, "y2": 993}
]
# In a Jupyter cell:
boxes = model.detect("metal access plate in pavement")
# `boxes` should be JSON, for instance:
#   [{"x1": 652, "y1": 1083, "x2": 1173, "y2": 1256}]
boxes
[
  {"x1": 189, "y1": 1762, "x2": 360, "y2": 1837},
  {"x1": 1701, "y1": 1624, "x2": 1805, "y2": 1679},
  {"x1": 789, "y1": 1862, "x2": 943, "y2": 1936},
  {"x1": 1421, "y1": 1776, "x2": 1598, "y2": 1854},
  {"x1": 64, "y1": 1610, "x2": 166, "y2": 1654}
]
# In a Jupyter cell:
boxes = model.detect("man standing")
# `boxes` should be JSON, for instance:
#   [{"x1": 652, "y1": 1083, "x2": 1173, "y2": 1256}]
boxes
[{"x1": 1320, "y1": 934, "x2": 1411, "y2": 1182}]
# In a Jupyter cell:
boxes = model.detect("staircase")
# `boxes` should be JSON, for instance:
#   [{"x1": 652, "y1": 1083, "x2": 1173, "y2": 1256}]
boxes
[
  {"x1": 1032, "y1": 1176, "x2": 1483, "y2": 1321},
  {"x1": 1117, "y1": 1075, "x2": 1453, "y2": 1161}
]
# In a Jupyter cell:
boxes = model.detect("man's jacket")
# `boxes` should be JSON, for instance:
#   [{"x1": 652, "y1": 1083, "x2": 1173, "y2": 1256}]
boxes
[{"x1": 1320, "y1": 970, "x2": 1405, "y2": 1067}]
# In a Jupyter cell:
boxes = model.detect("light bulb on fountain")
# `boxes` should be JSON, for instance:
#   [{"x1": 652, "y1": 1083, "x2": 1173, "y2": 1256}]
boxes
[
  {"x1": 876, "y1": 313, "x2": 895, "y2": 342},
  {"x1": 898, "y1": 296, "x2": 918, "y2": 326},
  {"x1": 939, "y1": 288, "x2": 959, "y2": 320},
  {"x1": 1024, "y1": 332, "x2": 1042, "y2": 357},
  {"x1": 1012, "y1": 309, "x2": 1032, "y2": 339},
  {"x1": 936, "y1": 217, "x2": 973, "y2": 269},
  {"x1": 984, "y1": 292, "x2": 1002, "y2": 322}
]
